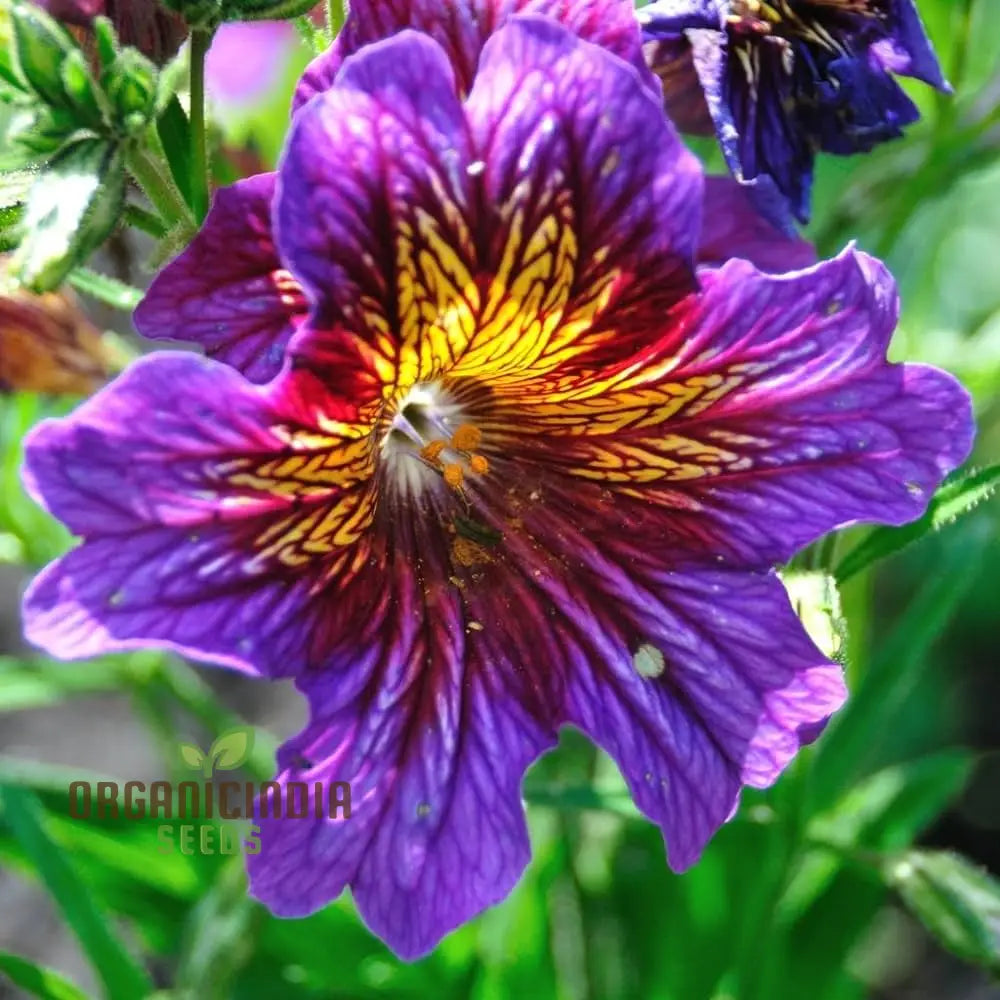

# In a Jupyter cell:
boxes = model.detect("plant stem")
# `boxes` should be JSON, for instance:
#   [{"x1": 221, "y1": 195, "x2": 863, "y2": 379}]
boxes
[
  {"x1": 293, "y1": 14, "x2": 327, "y2": 54},
  {"x1": 123, "y1": 202, "x2": 167, "y2": 238},
  {"x1": 189, "y1": 28, "x2": 212, "y2": 223},
  {"x1": 327, "y1": 0, "x2": 346, "y2": 37},
  {"x1": 68, "y1": 267, "x2": 144, "y2": 311},
  {"x1": 126, "y1": 144, "x2": 195, "y2": 238}
]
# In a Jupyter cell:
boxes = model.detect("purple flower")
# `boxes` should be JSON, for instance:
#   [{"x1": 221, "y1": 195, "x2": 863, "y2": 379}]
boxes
[
  {"x1": 133, "y1": 0, "x2": 809, "y2": 386},
  {"x1": 291, "y1": 0, "x2": 657, "y2": 111},
  {"x1": 23, "y1": 16, "x2": 972, "y2": 960},
  {"x1": 640, "y1": 0, "x2": 948, "y2": 224}
]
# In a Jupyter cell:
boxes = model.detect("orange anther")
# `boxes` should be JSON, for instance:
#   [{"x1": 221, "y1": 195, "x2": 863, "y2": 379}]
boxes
[
  {"x1": 451, "y1": 424, "x2": 482, "y2": 451},
  {"x1": 420, "y1": 440, "x2": 446, "y2": 464},
  {"x1": 469, "y1": 454, "x2": 489, "y2": 475},
  {"x1": 443, "y1": 463, "x2": 464, "y2": 488}
]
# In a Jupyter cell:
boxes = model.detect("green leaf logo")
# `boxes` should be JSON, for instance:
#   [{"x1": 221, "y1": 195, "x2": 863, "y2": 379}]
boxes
[
  {"x1": 206, "y1": 728, "x2": 255, "y2": 776},
  {"x1": 178, "y1": 728, "x2": 255, "y2": 777},
  {"x1": 178, "y1": 743, "x2": 205, "y2": 771}
]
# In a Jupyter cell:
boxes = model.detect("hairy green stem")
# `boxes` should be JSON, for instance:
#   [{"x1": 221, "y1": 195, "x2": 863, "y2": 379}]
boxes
[
  {"x1": 126, "y1": 144, "x2": 195, "y2": 238},
  {"x1": 123, "y1": 203, "x2": 167, "y2": 238},
  {"x1": 327, "y1": 0, "x2": 346, "y2": 37},
  {"x1": 67, "y1": 267, "x2": 143, "y2": 311},
  {"x1": 189, "y1": 29, "x2": 212, "y2": 223}
]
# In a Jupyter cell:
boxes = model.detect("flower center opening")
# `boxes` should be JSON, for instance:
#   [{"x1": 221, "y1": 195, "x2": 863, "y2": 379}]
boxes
[{"x1": 380, "y1": 384, "x2": 490, "y2": 499}]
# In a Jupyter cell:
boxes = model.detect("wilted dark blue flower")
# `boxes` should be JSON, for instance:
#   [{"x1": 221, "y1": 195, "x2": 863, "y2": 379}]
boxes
[{"x1": 640, "y1": 0, "x2": 948, "y2": 224}]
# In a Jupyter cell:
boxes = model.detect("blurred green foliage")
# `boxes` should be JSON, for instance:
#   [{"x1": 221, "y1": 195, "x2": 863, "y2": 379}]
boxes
[{"x1": 1, "y1": 1, "x2": 1000, "y2": 998}]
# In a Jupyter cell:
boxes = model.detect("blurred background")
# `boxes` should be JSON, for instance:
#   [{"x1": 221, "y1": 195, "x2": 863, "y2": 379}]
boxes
[{"x1": 1, "y1": 1, "x2": 999, "y2": 998}]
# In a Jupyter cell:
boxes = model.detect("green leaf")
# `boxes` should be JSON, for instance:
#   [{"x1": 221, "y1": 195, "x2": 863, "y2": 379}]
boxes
[
  {"x1": 173, "y1": 859, "x2": 262, "y2": 999},
  {"x1": 179, "y1": 743, "x2": 206, "y2": 770},
  {"x1": 67, "y1": 266, "x2": 143, "y2": 311},
  {"x1": 13, "y1": 137, "x2": 125, "y2": 291},
  {"x1": 886, "y1": 850, "x2": 1000, "y2": 972},
  {"x1": 521, "y1": 782, "x2": 640, "y2": 818},
  {"x1": 0, "y1": 204, "x2": 23, "y2": 252},
  {"x1": 8, "y1": 3, "x2": 77, "y2": 106},
  {"x1": 0, "y1": 786, "x2": 154, "y2": 1000},
  {"x1": 155, "y1": 94, "x2": 193, "y2": 205},
  {"x1": 780, "y1": 751, "x2": 974, "y2": 922},
  {"x1": 4, "y1": 105, "x2": 82, "y2": 162},
  {"x1": 0, "y1": 169, "x2": 33, "y2": 251},
  {"x1": 836, "y1": 465, "x2": 1000, "y2": 583},
  {"x1": 810, "y1": 531, "x2": 988, "y2": 802},
  {"x1": 209, "y1": 728, "x2": 255, "y2": 772},
  {"x1": 0, "y1": 656, "x2": 125, "y2": 713},
  {"x1": 0, "y1": 951, "x2": 88, "y2": 1000}
]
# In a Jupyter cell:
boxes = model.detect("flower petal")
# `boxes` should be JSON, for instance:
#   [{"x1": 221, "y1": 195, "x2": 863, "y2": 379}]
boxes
[
  {"x1": 276, "y1": 31, "x2": 478, "y2": 395},
  {"x1": 557, "y1": 561, "x2": 846, "y2": 868},
  {"x1": 870, "y1": 0, "x2": 947, "y2": 89},
  {"x1": 448, "y1": 16, "x2": 701, "y2": 380},
  {"x1": 246, "y1": 462, "x2": 848, "y2": 955},
  {"x1": 247, "y1": 539, "x2": 560, "y2": 959},
  {"x1": 292, "y1": 0, "x2": 655, "y2": 112},
  {"x1": 640, "y1": 0, "x2": 941, "y2": 227},
  {"x1": 461, "y1": 468, "x2": 845, "y2": 869},
  {"x1": 643, "y1": 37, "x2": 713, "y2": 135},
  {"x1": 698, "y1": 176, "x2": 815, "y2": 272},
  {"x1": 282, "y1": 21, "x2": 702, "y2": 392},
  {"x1": 134, "y1": 174, "x2": 307, "y2": 383},
  {"x1": 21, "y1": 354, "x2": 375, "y2": 675},
  {"x1": 489, "y1": 248, "x2": 973, "y2": 566}
]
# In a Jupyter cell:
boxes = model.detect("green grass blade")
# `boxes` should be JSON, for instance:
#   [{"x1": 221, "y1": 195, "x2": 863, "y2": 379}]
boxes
[
  {"x1": 0, "y1": 951, "x2": 90, "y2": 1000},
  {"x1": 836, "y1": 464, "x2": 1000, "y2": 583},
  {"x1": 811, "y1": 529, "x2": 988, "y2": 804},
  {"x1": 0, "y1": 786, "x2": 154, "y2": 1000}
]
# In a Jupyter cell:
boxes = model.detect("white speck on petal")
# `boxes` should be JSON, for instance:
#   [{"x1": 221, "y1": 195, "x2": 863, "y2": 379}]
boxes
[{"x1": 633, "y1": 643, "x2": 665, "y2": 678}]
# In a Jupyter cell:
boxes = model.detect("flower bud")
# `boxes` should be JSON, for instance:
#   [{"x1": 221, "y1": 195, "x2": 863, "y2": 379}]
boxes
[
  {"x1": 0, "y1": 260, "x2": 116, "y2": 394},
  {"x1": 104, "y1": 45, "x2": 156, "y2": 124}
]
